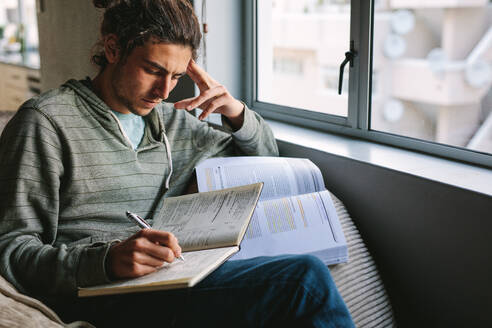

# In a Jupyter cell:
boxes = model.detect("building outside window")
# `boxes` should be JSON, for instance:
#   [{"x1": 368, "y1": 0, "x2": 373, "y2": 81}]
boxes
[
  {"x1": 0, "y1": 0, "x2": 39, "y2": 68},
  {"x1": 0, "y1": 0, "x2": 38, "y2": 53},
  {"x1": 252, "y1": 0, "x2": 492, "y2": 166}
]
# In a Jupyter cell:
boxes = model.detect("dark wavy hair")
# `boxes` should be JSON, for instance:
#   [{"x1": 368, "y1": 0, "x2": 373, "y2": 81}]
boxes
[{"x1": 92, "y1": 0, "x2": 201, "y2": 70}]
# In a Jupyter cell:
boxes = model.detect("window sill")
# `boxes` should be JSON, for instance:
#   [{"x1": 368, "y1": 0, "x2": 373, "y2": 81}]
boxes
[{"x1": 267, "y1": 119, "x2": 492, "y2": 197}]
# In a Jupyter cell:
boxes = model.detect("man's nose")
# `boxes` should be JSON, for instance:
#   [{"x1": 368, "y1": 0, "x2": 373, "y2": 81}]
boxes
[{"x1": 154, "y1": 76, "x2": 172, "y2": 100}]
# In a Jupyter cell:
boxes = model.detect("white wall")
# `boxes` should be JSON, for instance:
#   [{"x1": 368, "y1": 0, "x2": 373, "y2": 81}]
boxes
[
  {"x1": 194, "y1": 0, "x2": 243, "y2": 99},
  {"x1": 37, "y1": 0, "x2": 100, "y2": 91}
]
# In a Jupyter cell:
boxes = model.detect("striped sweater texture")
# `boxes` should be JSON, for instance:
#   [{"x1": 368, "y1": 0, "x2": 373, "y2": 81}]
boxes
[{"x1": 0, "y1": 79, "x2": 278, "y2": 304}]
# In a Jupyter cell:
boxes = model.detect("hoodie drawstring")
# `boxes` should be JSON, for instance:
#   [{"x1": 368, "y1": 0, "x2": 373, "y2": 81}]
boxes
[{"x1": 163, "y1": 132, "x2": 173, "y2": 189}]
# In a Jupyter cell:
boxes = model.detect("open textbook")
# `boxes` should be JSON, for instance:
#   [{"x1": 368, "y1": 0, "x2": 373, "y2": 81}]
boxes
[
  {"x1": 195, "y1": 156, "x2": 348, "y2": 265},
  {"x1": 78, "y1": 183, "x2": 263, "y2": 297}
]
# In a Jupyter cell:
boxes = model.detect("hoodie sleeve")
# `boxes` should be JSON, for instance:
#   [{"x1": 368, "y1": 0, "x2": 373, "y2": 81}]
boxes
[
  {"x1": 190, "y1": 104, "x2": 279, "y2": 157},
  {"x1": 0, "y1": 106, "x2": 113, "y2": 301}
]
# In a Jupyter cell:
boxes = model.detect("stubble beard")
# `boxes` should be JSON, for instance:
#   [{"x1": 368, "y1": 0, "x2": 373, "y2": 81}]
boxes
[{"x1": 110, "y1": 62, "x2": 142, "y2": 116}]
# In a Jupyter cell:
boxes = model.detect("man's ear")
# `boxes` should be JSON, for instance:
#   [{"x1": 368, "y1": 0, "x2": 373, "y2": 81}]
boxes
[{"x1": 104, "y1": 34, "x2": 120, "y2": 64}]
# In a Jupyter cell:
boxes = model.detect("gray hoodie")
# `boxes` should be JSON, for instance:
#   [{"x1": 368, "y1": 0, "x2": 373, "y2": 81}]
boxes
[{"x1": 0, "y1": 79, "x2": 278, "y2": 305}]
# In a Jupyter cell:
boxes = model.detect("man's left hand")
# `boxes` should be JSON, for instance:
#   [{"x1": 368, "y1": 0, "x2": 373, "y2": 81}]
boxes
[{"x1": 174, "y1": 60, "x2": 244, "y2": 129}]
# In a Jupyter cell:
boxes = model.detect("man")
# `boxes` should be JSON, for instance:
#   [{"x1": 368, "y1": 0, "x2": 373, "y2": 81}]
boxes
[{"x1": 0, "y1": 0, "x2": 354, "y2": 327}]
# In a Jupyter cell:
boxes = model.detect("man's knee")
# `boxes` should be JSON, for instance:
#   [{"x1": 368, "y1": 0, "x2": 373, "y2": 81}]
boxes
[
  {"x1": 282, "y1": 255, "x2": 353, "y2": 326},
  {"x1": 293, "y1": 254, "x2": 329, "y2": 271},
  {"x1": 263, "y1": 254, "x2": 335, "y2": 304},
  {"x1": 285, "y1": 255, "x2": 332, "y2": 284}
]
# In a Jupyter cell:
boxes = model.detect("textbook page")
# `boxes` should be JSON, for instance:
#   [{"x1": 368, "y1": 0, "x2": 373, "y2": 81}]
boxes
[
  {"x1": 78, "y1": 246, "x2": 238, "y2": 297},
  {"x1": 195, "y1": 157, "x2": 325, "y2": 201},
  {"x1": 153, "y1": 183, "x2": 263, "y2": 251},
  {"x1": 230, "y1": 190, "x2": 347, "y2": 265}
]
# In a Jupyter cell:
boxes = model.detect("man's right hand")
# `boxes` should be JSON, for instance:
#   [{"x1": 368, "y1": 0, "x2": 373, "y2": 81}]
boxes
[{"x1": 106, "y1": 229, "x2": 182, "y2": 280}]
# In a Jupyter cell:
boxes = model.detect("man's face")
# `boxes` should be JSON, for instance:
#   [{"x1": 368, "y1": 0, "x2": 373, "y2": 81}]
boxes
[{"x1": 110, "y1": 40, "x2": 192, "y2": 116}]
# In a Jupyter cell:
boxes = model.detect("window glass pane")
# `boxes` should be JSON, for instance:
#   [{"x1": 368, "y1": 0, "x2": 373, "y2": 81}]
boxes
[
  {"x1": 371, "y1": 0, "x2": 492, "y2": 156},
  {"x1": 257, "y1": 0, "x2": 351, "y2": 117}
]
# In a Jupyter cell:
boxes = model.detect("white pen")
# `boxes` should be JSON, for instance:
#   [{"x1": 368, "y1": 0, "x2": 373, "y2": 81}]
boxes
[{"x1": 125, "y1": 210, "x2": 185, "y2": 261}]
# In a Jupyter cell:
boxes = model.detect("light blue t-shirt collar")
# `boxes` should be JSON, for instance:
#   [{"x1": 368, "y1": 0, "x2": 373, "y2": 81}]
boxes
[{"x1": 110, "y1": 110, "x2": 145, "y2": 150}]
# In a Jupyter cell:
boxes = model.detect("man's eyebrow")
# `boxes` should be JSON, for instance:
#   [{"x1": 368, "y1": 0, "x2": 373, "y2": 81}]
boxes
[{"x1": 143, "y1": 59, "x2": 186, "y2": 76}]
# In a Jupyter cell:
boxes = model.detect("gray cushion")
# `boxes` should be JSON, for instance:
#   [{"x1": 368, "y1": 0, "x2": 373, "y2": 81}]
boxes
[
  {"x1": 329, "y1": 194, "x2": 396, "y2": 328},
  {"x1": 0, "y1": 274, "x2": 94, "y2": 328}
]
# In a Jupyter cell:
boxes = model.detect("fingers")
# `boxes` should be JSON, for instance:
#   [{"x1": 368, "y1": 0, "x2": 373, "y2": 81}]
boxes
[
  {"x1": 174, "y1": 85, "x2": 228, "y2": 115},
  {"x1": 178, "y1": 60, "x2": 244, "y2": 122},
  {"x1": 173, "y1": 96, "x2": 195, "y2": 109},
  {"x1": 131, "y1": 231, "x2": 179, "y2": 262},
  {"x1": 199, "y1": 96, "x2": 229, "y2": 121},
  {"x1": 123, "y1": 245, "x2": 166, "y2": 270},
  {"x1": 186, "y1": 59, "x2": 217, "y2": 90},
  {"x1": 188, "y1": 86, "x2": 226, "y2": 110},
  {"x1": 106, "y1": 229, "x2": 183, "y2": 279},
  {"x1": 137, "y1": 229, "x2": 182, "y2": 259}
]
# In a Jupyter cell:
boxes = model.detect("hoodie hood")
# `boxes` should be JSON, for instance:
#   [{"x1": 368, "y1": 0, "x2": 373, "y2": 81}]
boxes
[{"x1": 62, "y1": 78, "x2": 166, "y2": 145}]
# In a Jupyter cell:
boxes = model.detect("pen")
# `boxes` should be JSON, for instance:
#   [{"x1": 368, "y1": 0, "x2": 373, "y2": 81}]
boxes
[{"x1": 125, "y1": 210, "x2": 185, "y2": 261}]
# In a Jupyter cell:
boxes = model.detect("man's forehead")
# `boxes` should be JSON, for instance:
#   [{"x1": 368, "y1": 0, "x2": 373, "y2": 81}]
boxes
[{"x1": 137, "y1": 41, "x2": 192, "y2": 73}]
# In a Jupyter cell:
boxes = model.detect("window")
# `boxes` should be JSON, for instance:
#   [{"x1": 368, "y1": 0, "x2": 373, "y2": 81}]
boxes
[
  {"x1": 256, "y1": 0, "x2": 352, "y2": 117},
  {"x1": 0, "y1": 0, "x2": 39, "y2": 52},
  {"x1": 246, "y1": 0, "x2": 492, "y2": 167}
]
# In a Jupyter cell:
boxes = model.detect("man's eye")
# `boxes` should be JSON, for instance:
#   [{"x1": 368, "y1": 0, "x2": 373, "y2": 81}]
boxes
[
  {"x1": 144, "y1": 68, "x2": 160, "y2": 75},
  {"x1": 172, "y1": 76, "x2": 182, "y2": 81}
]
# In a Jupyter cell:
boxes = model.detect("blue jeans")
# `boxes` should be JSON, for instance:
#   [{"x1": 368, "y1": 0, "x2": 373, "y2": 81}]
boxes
[{"x1": 59, "y1": 255, "x2": 354, "y2": 327}]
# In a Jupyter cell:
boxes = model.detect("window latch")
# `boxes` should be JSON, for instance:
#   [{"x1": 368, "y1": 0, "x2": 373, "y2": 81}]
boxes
[{"x1": 338, "y1": 42, "x2": 357, "y2": 95}]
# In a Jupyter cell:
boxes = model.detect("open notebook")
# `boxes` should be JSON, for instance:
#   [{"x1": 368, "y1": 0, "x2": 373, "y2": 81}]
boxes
[{"x1": 78, "y1": 183, "x2": 263, "y2": 297}]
